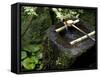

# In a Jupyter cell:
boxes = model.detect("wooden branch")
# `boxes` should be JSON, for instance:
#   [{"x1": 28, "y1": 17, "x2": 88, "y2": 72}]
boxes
[
  {"x1": 70, "y1": 31, "x2": 95, "y2": 45},
  {"x1": 55, "y1": 19, "x2": 79, "y2": 32}
]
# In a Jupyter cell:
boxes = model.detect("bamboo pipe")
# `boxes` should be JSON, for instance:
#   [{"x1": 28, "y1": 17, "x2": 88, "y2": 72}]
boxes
[
  {"x1": 55, "y1": 19, "x2": 95, "y2": 41},
  {"x1": 55, "y1": 26, "x2": 66, "y2": 32},
  {"x1": 55, "y1": 19, "x2": 79, "y2": 32},
  {"x1": 71, "y1": 24, "x2": 95, "y2": 41},
  {"x1": 70, "y1": 31, "x2": 95, "y2": 45}
]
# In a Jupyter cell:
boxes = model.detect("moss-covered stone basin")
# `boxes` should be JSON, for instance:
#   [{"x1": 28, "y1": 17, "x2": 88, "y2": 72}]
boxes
[{"x1": 43, "y1": 19, "x2": 95, "y2": 70}]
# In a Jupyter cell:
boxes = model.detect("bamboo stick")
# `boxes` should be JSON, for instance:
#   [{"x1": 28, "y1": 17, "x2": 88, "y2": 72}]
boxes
[
  {"x1": 55, "y1": 19, "x2": 79, "y2": 32},
  {"x1": 70, "y1": 31, "x2": 95, "y2": 45},
  {"x1": 73, "y1": 19, "x2": 80, "y2": 24},
  {"x1": 55, "y1": 26, "x2": 66, "y2": 32},
  {"x1": 72, "y1": 24, "x2": 95, "y2": 41}
]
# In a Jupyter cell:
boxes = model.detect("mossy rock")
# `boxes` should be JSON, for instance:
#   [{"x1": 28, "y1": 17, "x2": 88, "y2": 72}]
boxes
[{"x1": 43, "y1": 19, "x2": 95, "y2": 70}]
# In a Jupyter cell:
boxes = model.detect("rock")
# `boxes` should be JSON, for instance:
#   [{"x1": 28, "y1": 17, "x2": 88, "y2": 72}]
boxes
[{"x1": 43, "y1": 19, "x2": 95, "y2": 70}]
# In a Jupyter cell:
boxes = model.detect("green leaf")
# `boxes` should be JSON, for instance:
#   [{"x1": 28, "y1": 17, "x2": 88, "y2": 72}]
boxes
[
  {"x1": 22, "y1": 57, "x2": 35, "y2": 70},
  {"x1": 21, "y1": 51, "x2": 27, "y2": 60},
  {"x1": 33, "y1": 45, "x2": 41, "y2": 52},
  {"x1": 36, "y1": 52, "x2": 43, "y2": 59},
  {"x1": 24, "y1": 7, "x2": 38, "y2": 16},
  {"x1": 31, "y1": 56, "x2": 39, "y2": 64},
  {"x1": 39, "y1": 64, "x2": 43, "y2": 70},
  {"x1": 23, "y1": 45, "x2": 41, "y2": 53}
]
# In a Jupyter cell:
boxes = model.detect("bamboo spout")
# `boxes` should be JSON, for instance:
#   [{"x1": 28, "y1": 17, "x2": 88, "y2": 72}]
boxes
[
  {"x1": 71, "y1": 24, "x2": 95, "y2": 41},
  {"x1": 70, "y1": 31, "x2": 95, "y2": 45},
  {"x1": 55, "y1": 19, "x2": 79, "y2": 32}
]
